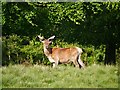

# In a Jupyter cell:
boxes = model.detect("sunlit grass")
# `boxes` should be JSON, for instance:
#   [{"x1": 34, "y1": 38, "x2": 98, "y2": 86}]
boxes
[{"x1": 2, "y1": 64, "x2": 118, "y2": 88}]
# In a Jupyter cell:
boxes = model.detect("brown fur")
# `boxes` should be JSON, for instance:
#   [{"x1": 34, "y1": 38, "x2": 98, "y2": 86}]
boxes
[{"x1": 38, "y1": 35, "x2": 85, "y2": 68}]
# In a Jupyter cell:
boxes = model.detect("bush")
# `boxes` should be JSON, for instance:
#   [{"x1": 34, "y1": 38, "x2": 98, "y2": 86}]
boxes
[
  {"x1": 2, "y1": 34, "x2": 22, "y2": 65},
  {"x1": 2, "y1": 34, "x2": 46, "y2": 66},
  {"x1": 53, "y1": 40, "x2": 106, "y2": 66},
  {"x1": 2, "y1": 34, "x2": 111, "y2": 66}
]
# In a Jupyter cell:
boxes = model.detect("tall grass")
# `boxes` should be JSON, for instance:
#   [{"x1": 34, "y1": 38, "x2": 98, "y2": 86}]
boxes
[{"x1": 2, "y1": 64, "x2": 118, "y2": 88}]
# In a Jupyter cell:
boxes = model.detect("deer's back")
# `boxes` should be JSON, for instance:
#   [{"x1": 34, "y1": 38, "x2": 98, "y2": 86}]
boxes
[{"x1": 51, "y1": 47, "x2": 79, "y2": 63}]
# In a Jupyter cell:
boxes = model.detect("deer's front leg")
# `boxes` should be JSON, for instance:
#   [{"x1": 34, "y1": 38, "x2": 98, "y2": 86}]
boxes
[
  {"x1": 48, "y1": 57, "x2": 56, "y2": 68},
  {"x1": 52, "y1": 60, "x2": 59, "y2": 68},
  {"x1": 48, "y1": 56, "x2": 59, "y2": 68},
  {"x1": 48, "y1": 56, "x2": 55, "y2": 63},
  {"x1": 52, "y1": 62, "x2": 56, "y2": 68}
]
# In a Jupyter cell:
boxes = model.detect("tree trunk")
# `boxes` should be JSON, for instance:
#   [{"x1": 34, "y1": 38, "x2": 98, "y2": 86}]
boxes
[{"x1": 104, "y1": 42, "x2": 116, "y2": 65}]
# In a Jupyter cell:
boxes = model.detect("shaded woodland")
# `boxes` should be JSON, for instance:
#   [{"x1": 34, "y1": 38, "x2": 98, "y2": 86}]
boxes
[{"x1": 2, "y1": 2, "x2": 120, "y2": 66}]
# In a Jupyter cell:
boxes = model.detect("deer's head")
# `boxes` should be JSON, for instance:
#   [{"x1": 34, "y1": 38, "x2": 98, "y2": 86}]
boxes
[{"x1": 37, "y1": 35, "x2": 55, "y2": 48}]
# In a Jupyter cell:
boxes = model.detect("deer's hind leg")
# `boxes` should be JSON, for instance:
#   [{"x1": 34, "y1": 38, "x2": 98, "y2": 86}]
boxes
[
  {"x1": 71, "y1": 55, "x2": 80, "y2": 68},
  {"x1": 72, "y1": 59, "x2": 80, "y2": 68},
  {"x1": 77, "y1": 54, "x2": 85, "y2": 68}
]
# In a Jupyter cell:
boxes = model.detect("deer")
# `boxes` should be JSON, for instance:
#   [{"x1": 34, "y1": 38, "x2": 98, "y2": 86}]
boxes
[{"x1": 37, "y1": 35, "x2": 85, "y2": 69}]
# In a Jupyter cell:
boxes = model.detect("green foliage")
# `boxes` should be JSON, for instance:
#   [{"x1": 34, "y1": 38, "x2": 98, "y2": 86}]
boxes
[
  {"x1": 2, "y1": 2, "x2": 120, "y2": 65},
  {"x1": 2, "y1": 2, "x2": 51, "y2": 37},
  {"x1": 2, "y1": 64, "x2": 118, "y2": 88},
  {"x1": 2, "y1": 34, "x2": 22, "y2": 65},
  {"x1": 2, "y1": 34, "x2": 45, "y2": 65},
  {"x1": 2, "y1": 34, "x2": 107, "y2": 66},
  {"x1": 2, "y1": 34, "x2": 119, "y2": 66}
]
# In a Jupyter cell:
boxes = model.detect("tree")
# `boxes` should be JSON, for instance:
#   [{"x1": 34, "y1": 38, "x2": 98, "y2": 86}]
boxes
[
  {"x1": 2, "y1": 2, "x2": 51, "y2": 38},
  {"x1": 47, "y1": 2, "x2": 120, "y2": 65},
  {"x1": 82, "y1": 2, "x2": 120, "y2": 65},
  {"x1": 2, "y1": 2, "x2": 120, "y2": 65}
]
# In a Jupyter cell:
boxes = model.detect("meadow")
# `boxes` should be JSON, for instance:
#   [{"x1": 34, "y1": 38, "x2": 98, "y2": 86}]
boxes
[
  {"x1": 2, "y1": 2, "x2": 120, "y2": 89},
  {"x1": 2, "y1": 64, "x2": 118, "y2": 88}
]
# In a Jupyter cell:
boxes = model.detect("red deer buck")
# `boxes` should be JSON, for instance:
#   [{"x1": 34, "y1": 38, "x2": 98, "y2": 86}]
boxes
[{"x1": 37, "y1": 35, "x2": 85, "y2": 68}]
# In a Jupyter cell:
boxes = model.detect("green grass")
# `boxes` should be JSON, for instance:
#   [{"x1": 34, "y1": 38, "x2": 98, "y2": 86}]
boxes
[{"x1": 2, "y1": 64, "x2": 118, "y2": 88}]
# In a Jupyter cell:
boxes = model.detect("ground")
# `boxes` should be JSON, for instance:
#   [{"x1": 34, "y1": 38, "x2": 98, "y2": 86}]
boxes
[{"x1": 1, "y1": 64, "x2": 118, "y2": 88}]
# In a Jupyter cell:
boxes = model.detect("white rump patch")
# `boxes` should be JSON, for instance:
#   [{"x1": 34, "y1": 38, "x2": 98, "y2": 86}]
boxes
[{"x1": 75, "y1": 47, "x2": 83, "y2": 54}]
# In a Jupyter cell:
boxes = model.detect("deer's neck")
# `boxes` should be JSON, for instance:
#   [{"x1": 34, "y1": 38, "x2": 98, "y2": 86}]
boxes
[{"x1": 43, "y1": 46, "x2": 52, "y2": 57}]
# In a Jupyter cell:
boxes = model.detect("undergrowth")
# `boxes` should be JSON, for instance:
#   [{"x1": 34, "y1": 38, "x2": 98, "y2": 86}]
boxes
[{"x1": 2, "y1": 34, "x2": 108, "y2": 66}]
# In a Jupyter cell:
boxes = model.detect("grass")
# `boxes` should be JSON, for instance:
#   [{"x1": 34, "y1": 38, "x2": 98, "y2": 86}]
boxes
[{"x1": 2, "y1": 64, "x2": 118, "y2": 88}]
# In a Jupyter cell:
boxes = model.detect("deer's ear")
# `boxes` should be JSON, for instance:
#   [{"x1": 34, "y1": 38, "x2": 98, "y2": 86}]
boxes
[
  {"x1": 37, "y1": 35, "x2": 45, "y2": 42},
  {"x1": 37, "y1": 35, "x2": 44, "y2": 40},
  {"x1": 48, "y1": 35, "x2": 55, "y2": 40}
]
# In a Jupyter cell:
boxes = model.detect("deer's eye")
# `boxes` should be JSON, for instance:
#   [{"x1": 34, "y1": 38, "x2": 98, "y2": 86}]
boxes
[{"x1": 49, "y1": 39, "x2": 51, "y2": 41}]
